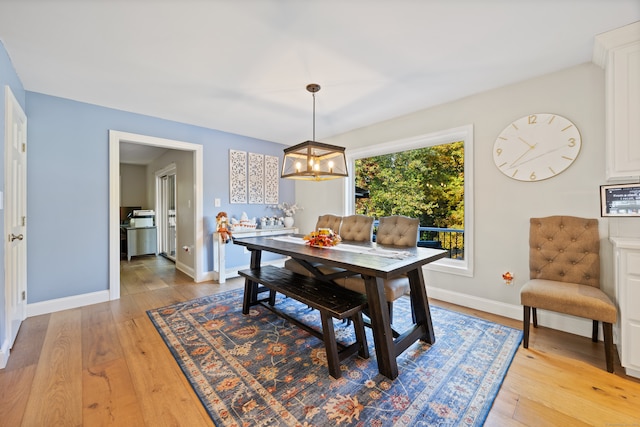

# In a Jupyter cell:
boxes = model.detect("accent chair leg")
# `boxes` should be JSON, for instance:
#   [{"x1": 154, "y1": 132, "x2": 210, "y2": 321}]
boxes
[
  {"x1": 532, "y1": 307, "x2": 538, "y2": 327},
  {"x1": 603, "y1": 322, "x2": 614, "y2": 373},
  {"x1": 523, "y1": 306, "x2": 530, "y2": 348},
  {"x1": 592, "y1": 320, "x2": 599, "y2": 342}
]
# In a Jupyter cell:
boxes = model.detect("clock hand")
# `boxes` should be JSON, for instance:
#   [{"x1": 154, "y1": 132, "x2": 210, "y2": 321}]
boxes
[
  {"x1": 509, "y1": 144, "x2": 537, "y2": 168},
  {"x1": 510, "y1": 144, "x2": 570, "y2": 168},
  {"x1": 518, "y1": 137, "x2": 535, "y2": 149}
]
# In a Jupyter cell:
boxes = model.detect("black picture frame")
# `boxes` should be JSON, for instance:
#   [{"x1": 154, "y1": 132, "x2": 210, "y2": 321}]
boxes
[{"x1": 600, "y1": 183, "x2": 640, "y2": 217}]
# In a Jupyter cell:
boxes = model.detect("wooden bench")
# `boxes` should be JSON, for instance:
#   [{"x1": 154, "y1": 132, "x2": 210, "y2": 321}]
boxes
[{"x1": 238, "y1": 265, "x2": 369, "y2": 378}]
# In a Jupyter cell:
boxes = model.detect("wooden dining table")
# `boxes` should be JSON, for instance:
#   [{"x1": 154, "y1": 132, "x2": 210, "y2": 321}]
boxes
[{"x1": 233, "y1": 234, "x2": 447, "y2": 379}]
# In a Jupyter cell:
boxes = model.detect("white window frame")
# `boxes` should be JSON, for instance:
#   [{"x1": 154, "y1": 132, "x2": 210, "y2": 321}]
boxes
[{"x1": 344, "y1": 124, "x2": 474, "y2": 277}]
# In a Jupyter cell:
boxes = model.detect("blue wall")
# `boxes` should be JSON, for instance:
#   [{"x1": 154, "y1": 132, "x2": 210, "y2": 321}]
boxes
[
  {"x1": 25, "y1": 92, "x2": 293, "y2": 303},
  {"x1": 1, "y1": 40, "x2": 26, "y2": 350}
]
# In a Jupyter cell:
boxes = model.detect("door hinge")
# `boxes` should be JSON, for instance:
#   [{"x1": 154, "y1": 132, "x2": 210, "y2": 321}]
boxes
[
  {"x1": 22, "y1": 291, "x2": 26, "y2": 301},
  {"x1": 22, "y1": 143, "x2": 26, "y2": 153},
  {"x1": 22, "y1": 216, "x2": 26, "y2": 226}
]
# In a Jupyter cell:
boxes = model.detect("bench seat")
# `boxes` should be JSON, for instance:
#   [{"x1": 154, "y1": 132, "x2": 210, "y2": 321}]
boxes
[{"x1": 238, "y1": 265, "x2": 369, "y2": 378}]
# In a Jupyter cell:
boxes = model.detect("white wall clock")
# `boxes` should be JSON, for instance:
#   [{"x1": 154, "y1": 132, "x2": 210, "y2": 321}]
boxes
[{"x1": 493, "y1": 113, "x2": 581, "y2": 181}]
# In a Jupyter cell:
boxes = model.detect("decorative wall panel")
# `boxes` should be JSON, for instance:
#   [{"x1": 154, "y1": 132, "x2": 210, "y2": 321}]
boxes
[
  {"x1": 264, "y1": 155, "x2": 279, "y2": 204},
  {"x1": 229, "y1": 149, "x2": 247, "y2": 203},
  {"x1": 248, "y1": 152, "x2": 264, "y2": 204}
]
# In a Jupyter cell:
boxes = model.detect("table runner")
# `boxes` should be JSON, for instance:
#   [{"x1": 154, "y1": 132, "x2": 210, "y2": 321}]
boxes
[{"x1": 270, "y1": 235, "x2": 412, "y2": 259}]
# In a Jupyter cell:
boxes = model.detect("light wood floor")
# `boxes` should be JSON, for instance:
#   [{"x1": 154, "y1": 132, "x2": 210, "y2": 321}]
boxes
[{"x1": 1, "y1": 256, "x2": 638, "y2": 426}]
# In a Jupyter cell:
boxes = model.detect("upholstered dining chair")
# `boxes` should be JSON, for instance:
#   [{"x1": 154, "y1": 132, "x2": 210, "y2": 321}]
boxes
[
  {"x1": 520, "y1": 216, "x2": 618, "y2": 372},
  {"x1": 284, "y1": 214, "x2": 344, "y2": 276},
  {"x1": 339, "y1": 214, "x2": 374, "y2": 242},
  {"x1": 315, "y1": 214, "x2": 343, "y2": 233},
  {"x1": 337, "y1": 215, "x2": 420, "y2": 322}
]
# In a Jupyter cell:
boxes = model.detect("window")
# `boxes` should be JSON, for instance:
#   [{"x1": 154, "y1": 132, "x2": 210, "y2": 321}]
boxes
[{"x1": 345, "y1": 125, "x2": 474, "y2": 277}]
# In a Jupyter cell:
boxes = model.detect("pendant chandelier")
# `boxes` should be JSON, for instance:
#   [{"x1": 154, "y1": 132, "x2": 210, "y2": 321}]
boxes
[{"x1": 281, "y1": 84, "x2": 348, "y2": 181}]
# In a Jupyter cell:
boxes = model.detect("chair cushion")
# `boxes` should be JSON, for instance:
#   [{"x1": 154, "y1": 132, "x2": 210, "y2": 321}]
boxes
[
  {"x1": 338, "y1": 275, "x2": 410, "y2": 302},
  {"x1": 284, "y1": 258, "x2": 311, "y2": 276},
  {"x1": 520, "y1": 279, "x2": 617, "y2": 324},
  {"x1": 340, "y1": 215, "x2": 374, "y2": 242},
  {"x1": 284, "y1": 259, "x2": 409, "y2": 301}
]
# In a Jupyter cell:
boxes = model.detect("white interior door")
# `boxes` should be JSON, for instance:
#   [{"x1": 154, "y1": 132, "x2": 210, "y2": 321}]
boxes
[{"x1": 4, "y1": 86, "x2": 27, "y2": 349}]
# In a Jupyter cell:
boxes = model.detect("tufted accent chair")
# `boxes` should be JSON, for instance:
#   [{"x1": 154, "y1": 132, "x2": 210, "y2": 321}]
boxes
[
  {"x1": 520, "y1": 216, "x2": 617, "y2": 372},
  {"x1": 340, "y1": 215, "x2": 374, "y2": 242}
]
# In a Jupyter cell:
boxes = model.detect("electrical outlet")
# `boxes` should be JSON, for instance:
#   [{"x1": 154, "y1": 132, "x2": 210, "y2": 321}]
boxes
[{"x1": 214, "y1": 198, "x2": 221, "y2": 207}]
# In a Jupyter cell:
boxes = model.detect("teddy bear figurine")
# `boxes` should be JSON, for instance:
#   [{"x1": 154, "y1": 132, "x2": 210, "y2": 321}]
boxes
[{"x1": 216, "y1": 211, "x2": 232, "y2": 244}]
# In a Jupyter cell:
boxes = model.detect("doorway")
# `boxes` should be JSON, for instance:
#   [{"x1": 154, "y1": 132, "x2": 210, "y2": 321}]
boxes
[{"x1": 109, "y1": 130, "x2": 204, "y2": 301}]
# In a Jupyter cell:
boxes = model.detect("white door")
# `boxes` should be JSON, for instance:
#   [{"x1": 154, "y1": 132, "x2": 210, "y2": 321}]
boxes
[{"x1": 4, "y1": 86, "x2": 27, "y2": 349}]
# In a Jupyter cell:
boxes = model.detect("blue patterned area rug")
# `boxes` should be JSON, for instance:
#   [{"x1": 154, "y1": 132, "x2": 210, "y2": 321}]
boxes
[{"x1": 147, "y1": 288, "x2": 522, "y2": 426}]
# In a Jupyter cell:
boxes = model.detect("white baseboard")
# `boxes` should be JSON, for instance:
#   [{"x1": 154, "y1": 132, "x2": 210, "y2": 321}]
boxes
[
  {"x1": 0, "y1": 338, "x2": 9, "y2": 369},
  {"x1": 426, "y1": 286, "x2": 605, "y2": 341},
  {"x1": 27, "y1": 290, "x2": 110, "y2": 317},
  {"x1": 175, "y1": 260, "x2": 195, "y2": 280}
]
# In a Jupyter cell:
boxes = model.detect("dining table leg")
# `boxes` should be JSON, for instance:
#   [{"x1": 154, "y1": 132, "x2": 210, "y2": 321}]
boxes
[
  {"x1": 242, "y1": 249, "x2": 265, "y2": 314},
  {"x1": 363, "y1": 275, "x2": 398, "y2": 380},
  {"x1": 407, "y1": 267, "x2": 435, "y2": 344}
]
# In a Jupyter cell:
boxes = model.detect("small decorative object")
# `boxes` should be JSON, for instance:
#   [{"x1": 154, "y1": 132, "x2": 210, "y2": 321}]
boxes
[
  {"x1": 216, "y1": 212, "x2": 232, "y2": 244},
  {"x1": 502, "y1": 271, "x2": 514, "y2": 285},
  {"x1": 270, "y1": 202, "x2": 302, "y2": 227},
  {"x1": 304, "y1": 228, "x2": 342, "y2": 247},
  {"x1": 258, "y1": 216, "x2": 284, "y2": 229},
  {"x1": 232, "y1": 212, "x2": 257, "y2": 231}
]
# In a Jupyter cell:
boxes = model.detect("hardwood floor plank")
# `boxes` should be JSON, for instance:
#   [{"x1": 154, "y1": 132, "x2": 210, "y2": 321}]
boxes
[
  {"x1": 82, "y1": 358, "x2": 146, "y2": 426},
  {"x1": 503, "y1": 364, "x2": 640, "y2": 425},
  {"x1": 3, "y1": 313, "x2": 50, "y2": 371},
  {"x1": 109, "y1": 294, "x2": 148, "y2": 324},
  {"x1": 115, "y1": 316, "x2": 213, "y2": 426},
  {"x1": 21, "y1": 309, "x2": 83, "y2": 426},
  {"x1": 0, "y1": 365, "x2": 36, "y2": 426},
  {"x1": 82, "y1": 302, "x2": 124, "y2": 369}
]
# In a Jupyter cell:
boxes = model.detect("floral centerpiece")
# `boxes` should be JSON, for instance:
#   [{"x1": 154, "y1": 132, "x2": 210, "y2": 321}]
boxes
[{"x1": 304, "y1": 228, "x2": 342, "y2": 247}]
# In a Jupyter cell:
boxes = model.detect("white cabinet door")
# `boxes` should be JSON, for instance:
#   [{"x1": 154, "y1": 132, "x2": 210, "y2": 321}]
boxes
[{"x1": 594, "y1": 22, "x2": 640, "y2": 181}]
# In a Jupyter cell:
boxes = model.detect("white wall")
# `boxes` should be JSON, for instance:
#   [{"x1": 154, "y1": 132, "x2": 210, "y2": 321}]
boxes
[{"x1": 296, "y1": 63, "x2": 639, "y2": 327}]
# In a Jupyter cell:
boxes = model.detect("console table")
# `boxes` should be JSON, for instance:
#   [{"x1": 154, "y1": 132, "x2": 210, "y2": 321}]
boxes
[{"x1": 213, "y1": 227, "x2": 298, "y2": 283}]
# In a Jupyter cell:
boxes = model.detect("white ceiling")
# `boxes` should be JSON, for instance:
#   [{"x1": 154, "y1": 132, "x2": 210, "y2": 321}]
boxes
[{"x1": 1, "y1": 1, "x2": 639, "y2": 155}]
